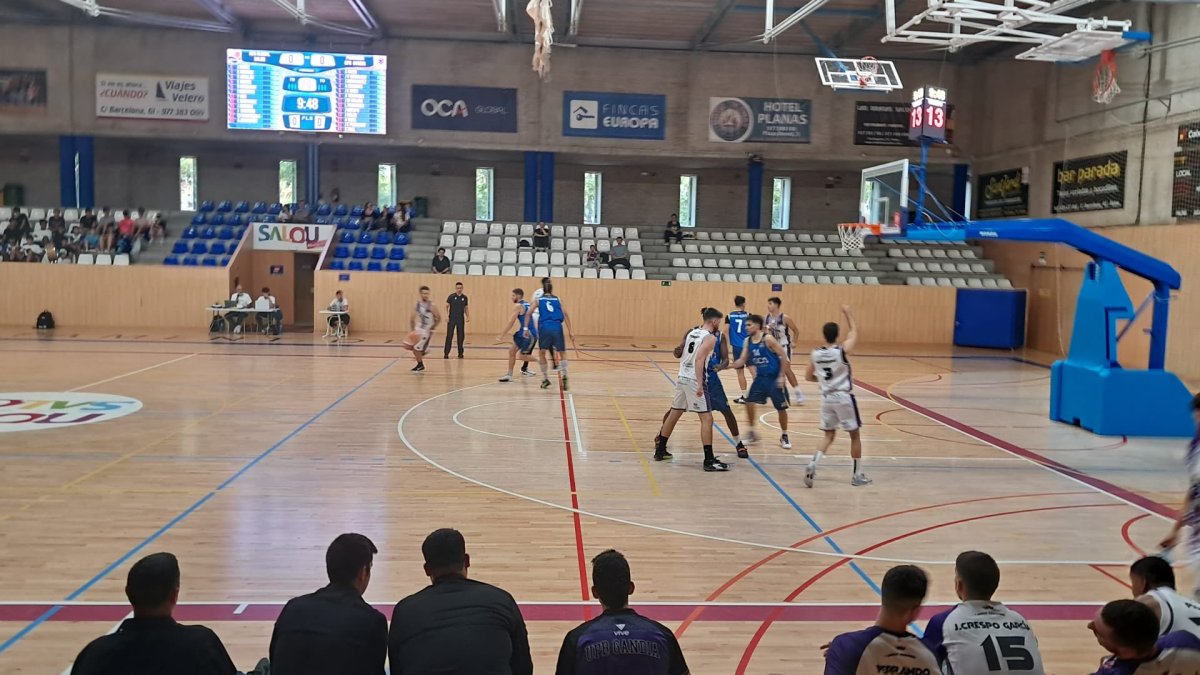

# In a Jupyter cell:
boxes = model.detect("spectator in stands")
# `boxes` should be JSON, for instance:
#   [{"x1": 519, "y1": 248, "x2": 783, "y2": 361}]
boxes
[
  {"x1": 270, "y1": 533, "x2": 386, "y2": 675},
  {"x1": 228, "y1": 284, "x2": 252, "y2": 334},
  {"x1": 293, "y1": 202, "x2": 311, "y2": 222},
  {"x1": 1089, "y1": 599, "x2": 1200, "y2": 673},
  {"x1": 392, "y1": 205, "x2": 411, "y2": 233},
  {"x1": 556, "y1": 549, "x2": 688, "y2": 675},
  {"x1": 69, "y1": 552, "x2": 241, "y2": 675},
  {"x1": 50, "y1": 225, "x2": 76, "y2": 262},
  {"x1": 98, "y1": 206, "x2": 115, "y2": 232},
  {"x1": 327, "y1": 290, "x2": 350, "y2": 331},
  {"x1": 83, "y1": 223, "x2": 101, "y2": 252},
  {"x1": 823, "y1": 565, "x2": 939, "y2": 674},
  {"x1": 431, "y1": 247, "x2": 451, "y2": 274},
  {"x1": 10, "y1": 207, "x2": 30, "y2": 237},
  {"x1": 372, "y1": 208, "x2": 389, "y2": 232},
  {"x1": 48, "y1": 208, "x2": 66, "y2": 231},
  {"x1": 2, "y1": 214, "x2": 22, "y2": 246},
  {"x1": 665, "y1": 214, "x2": 683, "y2": 244},
  {"x1": 133, "y1": 207, "x2": 151, "y2": 242},
  {"x1": 151, "y1": 212, "x2": 168, "y2": 245},
  {"x1": 389, "y1": 528, "x2": 532, "y2": 675},
  {"x1": 79, "y1": 207, "x2": 97, "y2": 235},
  {"x1": 533, "y1": 222, "x2": 551, "y2": 252},
  {"x1": 22, "y1": 235, "x2": 44, "y2": 262},
  {"x1": 277, "y1": 205, "x2": 292, "y2": 223},
  {"x1": 608, "y1": 237, "x2": 631, "y2": 271},
  {"x1": 362, "y1": 202, "x2": 378, "y2": 223},
  {"x1": 585, "y1": 243, "x2": 600, "y2": 269},
  {"x1": 117, "y1": 210, "x2": 135, "y2": 240}
]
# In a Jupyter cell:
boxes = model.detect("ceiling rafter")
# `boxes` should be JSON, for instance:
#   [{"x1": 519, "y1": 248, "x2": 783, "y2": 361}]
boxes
[{"x1": 693, "y1": 0, "x2": 739, "y2": 48}]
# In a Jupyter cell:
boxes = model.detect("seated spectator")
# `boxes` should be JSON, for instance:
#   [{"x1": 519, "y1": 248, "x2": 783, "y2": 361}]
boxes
[
  {"x1": 556, "y1": 549, "x2": 688, "y2": 675},
  {"x1": 584, "y1": 244, "x2": 600, "y2": 269},
  {"x1": 533, "y1": 222, "x2": 551, "y2": 252},
  {"x1": 10, "y1": 207, "x2": 30, "y2": 237},
  {"x1": 254, "y1": 287, "x2": 282, "y2": 334},
  {"x1": 83, "y1": 224, "x2": 101, "y2": 252},
  {"x1": 2, "y1": 216, "x2": 22, "y2": 246},
  {"x1": 608, "y1": 237, "x2": 631, "y2": 270},
  {"x1": 923, "y1": 551, "x2": 1043, "y2": 673},
  {"x1": 277, "y1": 206, "x2": 292, "y2": 223},
  {"x1": 151, "y1": 212, "x2": 168, "y2": 244},
  {"x1": 69, "y1": 552, "x2": 241, "y2": 675},
  {"x1": 48, "y1": 208, "x2": 66, "y2": 231},
  {"x1": 1130, "y1": 556, "x2": 1200, "y2": 638},
  {"x1": 389, "y1": 528, "x2": 532, "y2": 675},
  {"x1": 431, "y1": 247, "x2": 451, "y2": 274},
  {"x1": 228, "y1": 284, "x2": 253, "y2": 334},
  {"x1": 327, "y1": 290, "x2": 350, "y2": 329},
  {"x1": 1089, "y1": 599, "x2": 1200, "y2": 674},
  {"x1": 98, "y1": 206, "x2": 116, "y2": 231},
  {"x1": 79, "y1": 207, "x2": 97, "y2": 232},
  {"x1": 270, "y1": 533, "x2": 386, "y2": 675},
  {"x1": 665, "y1": 214, "x2": 683, "y2": 244},
  {"x1": 117, "y1": 210, "x2": 135, "y2": 240},
  {"x1": 823, "y1": 565, "x2": 939, "y2": 675},
  {"x1": 50, "y1": 227, "x2": 76, "y2": 262},
  {"x1": 22, "y1": 235, "x2": 44, "y2": 262},
  {"x1": 132, "y1": 207, "x2": 151, "y2": 241},
  {"x1": 392, "y1": 206, "x2": 411, "y2": 233},
  {"x1": 372, "y1": 209, "x2": 389, "y2": 231},
  {"x1": 293, "y1": 202, "x2": 311, "y2": 222}
]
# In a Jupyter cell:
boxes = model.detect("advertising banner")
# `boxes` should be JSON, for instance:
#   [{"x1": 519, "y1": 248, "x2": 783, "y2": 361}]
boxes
[
  {"x1": 563, "y1": 91, "x2": 666, "y2": 140},
  {"x1": 708, "y1": 97, "x2": 811, "y2": 144},
  {"x1": 976, "y1": 168, "x2": 1030, "y2": 219},
  {"x1": 1174, "y1": 121, "x2": 1200, "y2": 219},
  {"x1": 96, "y1": 73, "x2": 209, "y2": 120},
  {"x1": 411, "y1": 85, "x2": 518, "y2": 133},
  {"x1": 0, "y1": 69, "x2": 46, "y2": 110},
  {"x1": 1051, "y1": 151, "x2": 1127, "y2": 214},
  {"x1": 253, "y1": 223, "x2": 336, "y2": 251},
  {"x1": 853, "y1": 101, "x2": 911, "y2": 146}
]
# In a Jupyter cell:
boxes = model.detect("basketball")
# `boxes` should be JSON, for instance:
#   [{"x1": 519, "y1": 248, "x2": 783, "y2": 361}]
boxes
[
  {"x1": 402, "y1": 329, "x2": 427, "y2": 349},
  {"x1": 673, "y1": 345, "x2": 684, "y2": 358}
]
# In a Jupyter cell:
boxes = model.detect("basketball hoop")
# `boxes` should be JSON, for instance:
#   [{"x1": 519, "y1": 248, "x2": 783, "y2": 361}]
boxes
[
  {"x1": 837, "y1": 223, "x2": 877, "y2": 251},
  {"x1": 855, "y1": 56, "x2": 880, "y2": 89},
  {"x1": 1092, "y1": 49, "x2": 1120, "y2": 104}
]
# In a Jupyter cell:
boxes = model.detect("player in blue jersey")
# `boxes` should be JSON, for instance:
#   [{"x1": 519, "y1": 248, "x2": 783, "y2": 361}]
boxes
[
  {"x1": 1157, "y1": 393, "x2": 1200, "y2": 596},
  {"x1": 726, "y1": 296, "x2": 751, "y2": 404},
  {"x1": 1089, "y1": 599, "x2": 1200, "y2": 674},
  {"x1": 536, "y1": 283, "x2": 575, "y2": 391},
  {"x1": 496, "y1": 288, "x2": 537, "y2": 383},
  {"x1": 729, "y1": 314, "x2": 792, "y2": 449},
  {"x1": 823, "y1": 565, "x2": 939, "y2": 675}
]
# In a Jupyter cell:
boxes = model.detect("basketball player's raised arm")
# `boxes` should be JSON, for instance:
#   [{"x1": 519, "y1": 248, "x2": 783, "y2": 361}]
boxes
[{"x1": 840, "y1": 305, "x2": 859, "y2": 353}]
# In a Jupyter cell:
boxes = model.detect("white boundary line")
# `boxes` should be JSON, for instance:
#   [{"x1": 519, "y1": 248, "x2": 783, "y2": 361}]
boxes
[
  {"x1": 396, "y1": 383, "x2": 1147, "y2": 566},
  {"x1": 567, "y1": 392, "x2": 586, "y2": 454},
  {"x1": 451, "y1": 400, "x2": 564, "y2": 443},
  {"x1": 68, "y1": 353, "x2": 197, "y2": 391}
]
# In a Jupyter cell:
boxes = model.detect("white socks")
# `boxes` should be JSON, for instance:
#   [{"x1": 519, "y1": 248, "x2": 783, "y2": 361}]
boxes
[
  {"x1": 810, "y1": 450, "x2": 824, "y2": 466},
  {"x1": 853, "y1": 458, "x2": 862, "y2": 474}
]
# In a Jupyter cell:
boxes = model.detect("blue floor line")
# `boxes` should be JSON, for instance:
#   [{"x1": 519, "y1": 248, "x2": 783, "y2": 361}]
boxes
[{"x1": 0, "y1": 357, "x2": 399, "y2": 656}]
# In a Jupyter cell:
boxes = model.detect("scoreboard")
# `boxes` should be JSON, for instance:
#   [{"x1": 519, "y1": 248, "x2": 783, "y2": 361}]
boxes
[
  {"x1": 909, "y1": 85, "x2": 948, "y2": 143},
  {"x1": 226, "y1": 49, "x2": 387, "y2": 135}
]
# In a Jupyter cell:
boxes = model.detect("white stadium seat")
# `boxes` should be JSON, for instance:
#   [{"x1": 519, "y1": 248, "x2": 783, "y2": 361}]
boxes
[
  {"x1": 551, "y1": 267, "x2": 565, "y2": 278},
  {"x1": 453, "y1": 250, "x2": 468, "y2": 263},
  {"x1": 937, "y1": 277, "x2": 952, "y2": 287},
  {"x1": 567, "y1": 252, "x2": 581, "y2": 266},
  {"x1": 485, "y1": 265, "x2": 501, "y2": 276},
  {"x1": 518, "y1": 265, "x2": 533, "y2": 276},
  {"x1": 520, "y1": 223, "x2": 534, "y2": 237},
  {"x1": 473, "y1": 223, "x2": 488, "y2": 236},
  {"x1": 568, "y1": 267, "x2": 582, "y2": 278},
  {"x1": 733, "y1": 259, "x2": 748, "y2": 269},
  {"x1": 489, "y1": 223, "x2": 504, "y2": 236},
  {"x1": 469, "y1": 250, "x2": 486, "y2": 263},
  {"x1": 551, "y1": 238, "x2": 565, "y2": 251},
  {"x1": 672, "y1": 258, "x2": 687, "y2": 267},
  {"x1": 76, "y1": 253, "x2": 94, "y2": 265},
  {"x1": 865, "y1": 277, "x2": 880, "y2": 286},
  {"x1": 453, "y1": 263, "x2": 467, "y2": 275},
  {"x1": 611, "y1": 227, "x2": 624, "y2": 239},
  {"x1": 687, "y1": 258, "x2": 702, "y2": 267},
  {"x1": 566, "y1": 226, "x2": 580, "y2": 238},
  {"x1": 675, "y1": 272, "x2": 689, "y2": 281},
  {"x1": 849, "y1": 276, "x2": 864, "y2": 285},
  {"x1": 567, "y1": 239, "x2": 581, "y2": 251},
  {"x1": 443, "y1": 222, "x2": 456, "y2": 233},
  {"x1": 998, "y1": 278, "x2": 1013, "y2": 288},
  {"x1": 585, "y1": 268, "x2": 600, "y2": 279},
  {"x1": 581, "y1": 226, "x2": 594, "y2": 239},
  {"x1": 504, "y1": 223, "x2": 519, "y2": 236},
  {"x1": 487, "y1": 236, "x2": 501, "y2": 249},
  {"x1": 551, "y1": 225, "x2": 565, "y2": 237},
  {"x1": 534, "y1": 265, "x2": 549, "y2": 277},
  {"x1": 696, "y1": 231, "x2": 710, "y2": 240},
  {"x1": 700, "y1": 244, "x2": 714, "y2": 254},
  {"x1": 800, "y1": 275, "x2": 816, "y2": 284},
  {"x1": 616, "y1": 269, "x2": 631, "y2": 280},
  {"x1": 711, "y1": 232, "x2": 725, "y2": 241},
  {"x1": 601, "y1": 268, "x2": 615, "y2": 279},
  {"x1": 534, "y1": 251, "x2": 549, "y2": 265},
  {"x1": 456, "y1": 235, "x2": 470, "y2": 248},
  {"x1": 628, "y1": 241, "x2": 641, "y2": 253},
  {"x1": 501, "y1": 265, "x2": 517, "y2": 276},
  {"x1": 952, "y1": 278, "x2": 968, "y2": 288},
  {"x1": 550, "y1": 252, "x2": 565, "y2": 265},
  {"x1": 703, "y1": 258, "x2": 718, "y2": 268},
  {"x1": 468, "y1": 264, "x2": 484, "y2": 275},
  {"x1": 458, "y1": 223, "x2": 472, "y2": 234},
  {"x1": 504, "y1": 236, "x2": 518, "y2": 249},
  {"x1": 439, "y1": 234, "x2": 455, "y2": 248},
  {"x1": 486, "y1": 250, "x2": 501, "y2": 264},
  {"x1": 518, "y1": 251, "x2": 533, "y2": 265},
  {"x1": 737, "y1": 274, "x2": 754, "y2": 282},
  {"x1": 596, "y1": 227, "x2": 610, "y2": 239},
  {"x1": 630, "y1": 254, "x2": 643, "y2": 268}
]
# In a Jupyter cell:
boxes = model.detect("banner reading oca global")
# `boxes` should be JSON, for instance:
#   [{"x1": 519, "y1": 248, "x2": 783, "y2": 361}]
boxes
[
  {"x1": 0, "y1": 392, "x2": 143, "y2": 432},
  {"x1": 411, "y1": 85, "x2": 518, "y2": 133},
  {"x1": 254, "y1": 223, "x2": 336, "y2": 251},
  {"x1": 563, "y1": 91, "x2": 666, "y2": 140}
]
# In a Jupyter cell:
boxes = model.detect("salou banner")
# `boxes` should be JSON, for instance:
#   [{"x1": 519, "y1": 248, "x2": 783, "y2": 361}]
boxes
[
  {"x1": 411, "y1": 85, "x2": 518, "y2": 133},
  {"x1": 708, "y1": 97, "x2": 811, "y2": 144},
  {"x1": 1173, "y1": 121, "x2": 1200, "y2": 219},
  {"x1": 253, "y1": 223, "x2": 336, "y2": 251},
  {"x1": 0, "y1": 392, "x2": 142, "y2": 432},
  {"x1": 1051, "y1": 151, "x2": 1127, "y2": 214},
  {"x1": 96, "y1": 73, "x2": 209, "y2": 121},
  {"x1": 976, "y1": 168, "x2": 1030, "y2": 219},
  {"x1": 562, "y1": 91, "x2": 666, "y2": 140}
]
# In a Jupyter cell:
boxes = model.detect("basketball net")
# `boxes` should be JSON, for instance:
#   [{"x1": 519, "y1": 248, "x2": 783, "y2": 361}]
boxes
[
  {"x1": 855, "y1": 57, "x2": 880, "y2": 89},
  {"x1": 837, "y1": 223, "x2": 872, "y2": 251},
  {"x1": 1092, "y1": 49, "x2": 1120, "y2": 104}
]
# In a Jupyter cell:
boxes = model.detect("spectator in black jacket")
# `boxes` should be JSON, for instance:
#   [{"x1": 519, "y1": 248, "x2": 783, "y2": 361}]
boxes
[
  {"x1": 389, "y1": 528, "x2": 533, "y2": 675},
  {"x1": 270, "y1": 533, "x2": 387, "y2": 675}
]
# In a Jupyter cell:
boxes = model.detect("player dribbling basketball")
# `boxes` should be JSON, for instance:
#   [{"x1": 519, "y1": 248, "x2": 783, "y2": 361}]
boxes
[
  {"x1": 496, "y1": 288, "x2": 537, "y2": 382},
  {"x1": 402, "y1": 285, "x2": 440, "y2": 372}
]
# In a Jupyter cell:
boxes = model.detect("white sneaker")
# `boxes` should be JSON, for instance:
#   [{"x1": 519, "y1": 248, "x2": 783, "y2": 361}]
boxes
[
  {"x1": 521, "y1": 369, "x2": 535, "y2": 377},
  {"x1": 851, "y1": 473, "x2": 873, "y2": 487},
  {"x1": 804, "y1": 464, "x2": 816, "y2": 488},
  {"x1": 498, "y1": 374, "x2": 512, "y2": 382},
  {"x1": 233, "y1": 325, "x2": 241, "y2": 334},
  {"x1": 780, "y1": 434, "x2": 791, "y2": 450},
  {"x1": 792, "y1": 389, "x2": 805, "y2": 404}
]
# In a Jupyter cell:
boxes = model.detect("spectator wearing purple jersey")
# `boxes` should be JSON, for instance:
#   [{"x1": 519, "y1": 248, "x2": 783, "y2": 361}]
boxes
[
  {"x1": 555, "y1": 549, "x2": 688, "y2": 675},
  {"x1": 822, "y1": 565, "x2": 939, "y2": 675},
  {"x1": 1089, "y1": 599, "x2": 1200, "y2": 674}
]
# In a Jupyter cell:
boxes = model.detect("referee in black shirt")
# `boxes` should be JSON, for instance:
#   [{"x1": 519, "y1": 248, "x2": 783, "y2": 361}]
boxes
[{"x1": 444, "y1": 282, "x2": 469, "y2": 358}]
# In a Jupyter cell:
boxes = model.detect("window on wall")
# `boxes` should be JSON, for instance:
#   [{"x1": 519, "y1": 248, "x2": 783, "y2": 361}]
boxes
[
  {"x1": 678, "y1": 175, "x2": 697, "y2": 227},
  {"x1": 179, "y1": 156, "x2": 197, "y2": 211},
  {"x1": 378, "y1": 163, "x2": 396, "y2": 206},
  {"x1": 771, "y1": 177, "x2": 792, "y2": 230},
  {"x1": 475, "y1": 167, "x2": 494, "y2": 221},
  {"x1": 583, "y1": 171, "x2": 602, "y2": 225},
  {"x1": 279, "y1": 160, "x2": 297, "y2": 205}
]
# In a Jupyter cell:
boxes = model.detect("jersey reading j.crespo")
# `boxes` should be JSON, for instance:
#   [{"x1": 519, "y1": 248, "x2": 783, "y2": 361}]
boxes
[
  {"x1": 415, "y1": 300, "x2": 435, "y2": 330},
  {"x1": 1143, "y1": 588, "x2": 1200, "y2": 638},
  {"x1": 678, "y1": 327, "x2": 713, "y2": 381},
  {"x1": 923, "y1": 600, "x2": 1044, "y2": 674},
  {"x1": 811, "y1": 345, "x2": 853, "y2": 397}
]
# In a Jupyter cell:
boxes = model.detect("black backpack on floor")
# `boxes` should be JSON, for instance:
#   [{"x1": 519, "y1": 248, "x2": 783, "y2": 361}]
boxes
[
  {"x1": 35, "y1": 310, "x2": 55, "y2": 330},
  {"x1": 208, "y1": 314, "x2": 226, "y2": 333}
]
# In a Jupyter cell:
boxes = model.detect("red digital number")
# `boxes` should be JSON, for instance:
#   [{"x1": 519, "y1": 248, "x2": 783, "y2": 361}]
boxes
[
  {"x1": 910, "y1": 106, "x2": 923, "y2": 129},
  {"x1": 932, "y1": 106, "x2": 945, "y2": 128}
]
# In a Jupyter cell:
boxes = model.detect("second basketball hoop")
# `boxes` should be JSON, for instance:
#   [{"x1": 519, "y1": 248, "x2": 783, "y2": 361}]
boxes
[{"x1": 816, "y1": 57, "x2": 903, "y2": 92}]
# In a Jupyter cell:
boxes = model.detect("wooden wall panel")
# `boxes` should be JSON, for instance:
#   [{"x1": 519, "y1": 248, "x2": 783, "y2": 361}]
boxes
[{"x1": 313, "y1": 272, "x2": 958, "y2": 344}]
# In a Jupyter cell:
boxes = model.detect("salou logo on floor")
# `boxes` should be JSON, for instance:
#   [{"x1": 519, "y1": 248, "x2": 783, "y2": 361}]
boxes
[{"x1": 0, "y1": 393, "x2": 143, "y2": 432}]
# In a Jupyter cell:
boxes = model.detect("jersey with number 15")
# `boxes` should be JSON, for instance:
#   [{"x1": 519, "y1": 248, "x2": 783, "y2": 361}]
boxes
[{"x1": 922, "y1": 600, "x2": 1044, "y2": 674}]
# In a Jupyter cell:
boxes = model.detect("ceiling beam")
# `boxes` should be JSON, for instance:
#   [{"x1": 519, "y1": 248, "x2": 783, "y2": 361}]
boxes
[
  {"x1": 344, "y1": 0, "x2": 379, "y2": 32},
  {"x1": 568, "y1": 0, "x2": 583, "y2": 36},
  {"x1": 191, "y1": 0, "x2": 237, "y2": 25},
  {"x1": 829, "y1": 0, "x2": 892, "y2": 50},
  {"x1": 693, "y1": 0, "x2": 739, "y2": 48}
]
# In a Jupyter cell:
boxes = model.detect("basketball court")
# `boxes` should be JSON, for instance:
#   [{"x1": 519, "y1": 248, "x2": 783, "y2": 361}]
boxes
[{"x1": 0, "y1": 330, "x2": 1190, "y2": 673}]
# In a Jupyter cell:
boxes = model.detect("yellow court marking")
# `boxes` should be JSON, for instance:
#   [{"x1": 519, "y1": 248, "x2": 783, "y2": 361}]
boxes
[{"x1": 607, "y1": 384, "x2": 662, "y2": 497}]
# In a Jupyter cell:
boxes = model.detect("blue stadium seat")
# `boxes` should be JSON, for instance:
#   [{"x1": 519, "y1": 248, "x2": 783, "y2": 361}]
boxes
[
  {"x1": 343, "y1": 218, "x2": 361, "y2": 231},
  {"x1": 220, "y1": 257, "x2": 230, "y2": 266},
  {"x1": 370, "y1": 247, "x2": 386, "y2": 260},
  {"x1": 218, "y1": 227, "x2": 234, "y2": 240},
  {"x1": 393, "y1": 233, "x2": 409, "y2": 246},
  {"x1": 200, "y1": 227, "x2": 217, "y2": 239},
  {"x1": 390, "y1": 247, "x2": 406, "y2": 261},
  {"x1": 234, "y1": 201, "x2": 250, "y2": 213},
  {"x1": 209, "y1": 214, "x2": 225, "y2": 227},
  {"x1": 353, "y1": 246, "x2": 369, "y2": 259},
  {"x1": 386, "y1": 262, "x2": 403, "y2": 272},
  {"x1": 164, "y1": 256, "x2": 180, "y2": 265},
  {"x1": 350, "y1": 206, "x2": 364, "y2": 217},
  {"x1": 334, "y1": 245, "x2": 350, "y2": 259},
  {"x1": 183, "y1": 256, "x2": 199, "y2": 266},
  {"x1": 348, "y1": 260, "x2": 364, "y2": 271},
  {"x1": 339, "y1": 231, "x2": 354, "y2": 244},
  {"x1": 227, "y1": 214, "x2": 244, "y2": 227},
  {"x1": 182, "y1": 227, "x2": 198, "y2": 240},
  {"x1": 191, "y1": 241, "x2": 208, "y2": 255},
  {"x1": 216, "y1": 201, "x2": 233, "y2": 213},
  {"x1": 329, "y1": 260, "x2": 346, "y2": 271},
  {"x1": 315, "y1": 217, "x2": 331, "y2": 225},
  {"x1": 252, "y1": 201, "x2": 268, "y2": 214},
  {"x1": 335, "y1": 216, "x2": 350, "y2": 227},
  {"x1": 367, "y1": 261, "x2": 383, "y2": 272},
  {"x1": 316, "y1": 204, "x2": 332, "y2": 217},
  {"x1": 191, "y1": 213, "x2": 207, "y2": 226},
  {"x1": 265, "y1": 214, "x2": 278, "y2": 223},
  {"x1": 268, "y1": 203, "x2": 282, "y2": 215},
  {"x1": 357, "y1": 231, "x2": 373, "y2": 244},
  {"x1": 202, "y1": 257, "x2": 218, "y2": 267},
  {"x1": 373, "y1": 231, "x2": 389, "y2": 245},
  {"x1": 334, "y1": 204, "x2": 349, "y2": 216},
  {"x1": 210, "y1": 242, "x2": 228, "y2": 256},
  {"x1": 199, "y1": 200, "x2": 214, "y2": 212},
  {"x1": 172, "y1": 241, "x2": 189, "y2": 254}
]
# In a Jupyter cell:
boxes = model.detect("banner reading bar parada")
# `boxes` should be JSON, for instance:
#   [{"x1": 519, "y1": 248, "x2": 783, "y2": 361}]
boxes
[
  {"x1": 253, "y1": 223, "x2": 336, "y2": 251},
  {"x1": 96, "y1": 73, "x2": 209, "y2": 121}
]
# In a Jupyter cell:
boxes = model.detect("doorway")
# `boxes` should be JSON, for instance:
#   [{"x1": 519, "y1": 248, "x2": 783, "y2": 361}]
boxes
[{"x1": 293, "y1": 253, "x2": 316, "y2": 329}]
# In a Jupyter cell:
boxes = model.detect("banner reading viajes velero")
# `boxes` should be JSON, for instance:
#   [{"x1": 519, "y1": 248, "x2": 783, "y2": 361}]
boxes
[
  {"x1": 411, "y1": 85, "x2": 517, "y2": 133},
  {"x1": 253, "y1": 223, "x2": 336, "y2": 251},
  {"x1": 976, "y1": 168, "x2": 1030, "y2": 219},
  {"x1": 96, "y1": 73, "x2": 209, "y2": 121},
  {"x1": 1174, "y1": 121, "x2": 1200, "y2": 219},
  {"x1": 708, "y1": 97, "x2": 811, "y2": 143},
  {"x1": 562, "y1": 91, "x2": 665, "y2": 140},
  {"x1": 1051, "y1": 151, "x2": 1127, "y2": 214}
]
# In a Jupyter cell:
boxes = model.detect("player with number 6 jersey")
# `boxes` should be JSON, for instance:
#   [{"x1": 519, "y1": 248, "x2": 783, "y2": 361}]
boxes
[{"x1": 654, "y1": 308, "x2": 730, "y2": 472}]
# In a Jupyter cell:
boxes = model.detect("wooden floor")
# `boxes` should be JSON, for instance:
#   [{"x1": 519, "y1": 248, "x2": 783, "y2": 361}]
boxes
[{"x1": 0, "y1": 328, "x2": 1190, "y2": 674}]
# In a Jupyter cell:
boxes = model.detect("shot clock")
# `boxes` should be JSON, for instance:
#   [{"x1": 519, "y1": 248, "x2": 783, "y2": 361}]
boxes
[{"x1": 909, "y1": 85, "x2": 948, "y2": 142}]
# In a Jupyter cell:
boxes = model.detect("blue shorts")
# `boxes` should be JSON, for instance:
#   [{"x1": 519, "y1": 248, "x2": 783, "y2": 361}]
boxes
[
  {"x1": 706, "y1": 372, "x2": 729, "y2": 412},
  {"x1": 729, "y1": 339, "x2": 746, "y2": 362},
  {"x1": 513, "y1": 330, "x2": 537, "y2": 354},
  {"x1": 747, "y1": 374, "x2": 789, "y2": 410},
  {"x1": 538, "y1": 326, "x2": 566, "y2": 352}
]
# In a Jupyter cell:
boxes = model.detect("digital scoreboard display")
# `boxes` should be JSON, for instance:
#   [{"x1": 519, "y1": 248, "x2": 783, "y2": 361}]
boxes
[
  {"x1": 909, "y1": 85, "x2": 948, "y2": 142},
  {"x1": 226, "y1": 49, "x2": 386, "y2": 134}
]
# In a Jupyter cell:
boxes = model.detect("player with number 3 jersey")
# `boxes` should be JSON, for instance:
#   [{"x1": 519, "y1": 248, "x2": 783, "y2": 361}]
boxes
[{"x1": 804, "y1": 305, "x2": 871, "y2": 487}]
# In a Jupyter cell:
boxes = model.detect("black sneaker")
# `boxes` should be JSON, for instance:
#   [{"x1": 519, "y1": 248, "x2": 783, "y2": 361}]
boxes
[
  {"x1": 561, "y1": 374, "x2": 569, "y2": 391},
  {"x1": 704, "y1": 458, "x2": 730, "y2": 472},
  {"x1": 443, "y1": 354, "x2": 449, "y2": 359},
  {"x1": 736, "y1": 443, "x2": 749, "y2": 459},
  {"x1": 733, "y1": 396, "x2": 747, "y2": 404},
  {"x1": 540, "y1": 379, "x2": 552, "y2": 389},
  {"x1": 653, "y1": 450, "x2": 672, "y2": 461},
  {"x1": 411, "y1": 363, "x2": 425, "y2": 372}
]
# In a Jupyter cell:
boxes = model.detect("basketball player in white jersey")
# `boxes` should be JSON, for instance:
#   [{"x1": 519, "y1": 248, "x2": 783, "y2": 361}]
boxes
[
  {"x1": 765, "y1": 297, "x2": 805, "y2": 404},
  {"x1": 401, "y1": 285, "x2": 440, "y2": 372},
  {"x1": 653, "y1": 308, "x2": 729, "y2": 472},
  {"x1": 804, "y1": 305, "x2": 871, "y2": 487},
  {"x1": 1158, "y1": 393, "x2": 1200, "y2": 596},
  {"x1": 1130, "y1": 555, "x2": 1200, "y2": 638},
  {"x1": 922, "y1": 550, "x2": 1045, "y2": 674}
]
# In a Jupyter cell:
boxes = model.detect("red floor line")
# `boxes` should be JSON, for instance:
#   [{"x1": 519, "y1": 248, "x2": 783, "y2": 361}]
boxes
[
  {"x1": 734, "y1": 502, "x2": 1120, "y2": 675},
  {"x1": 1121, "y1": 514, "x2": 1151, "y2": 557},
  {"x1": 1090, "y1": 564, "x2": 1133, "y2": 590},
  {"x1": 557, "y1": 377, "x2": 590, "y2": 604}
]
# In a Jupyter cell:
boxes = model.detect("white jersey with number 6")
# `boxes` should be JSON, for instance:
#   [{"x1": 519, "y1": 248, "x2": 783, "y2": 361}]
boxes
[
  {"x1": 923, "y1": 600, "x2": 1044, "y2": 674},
  {"x1": 678, "y1": 328, "x2": 712, "y2": 381},
  {"x1": 1144, "y1": 588, "x2": 1200, "y2": 638},
  {"x1": 811, "y1": 345, "x2": 853, "y2": 397}
]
